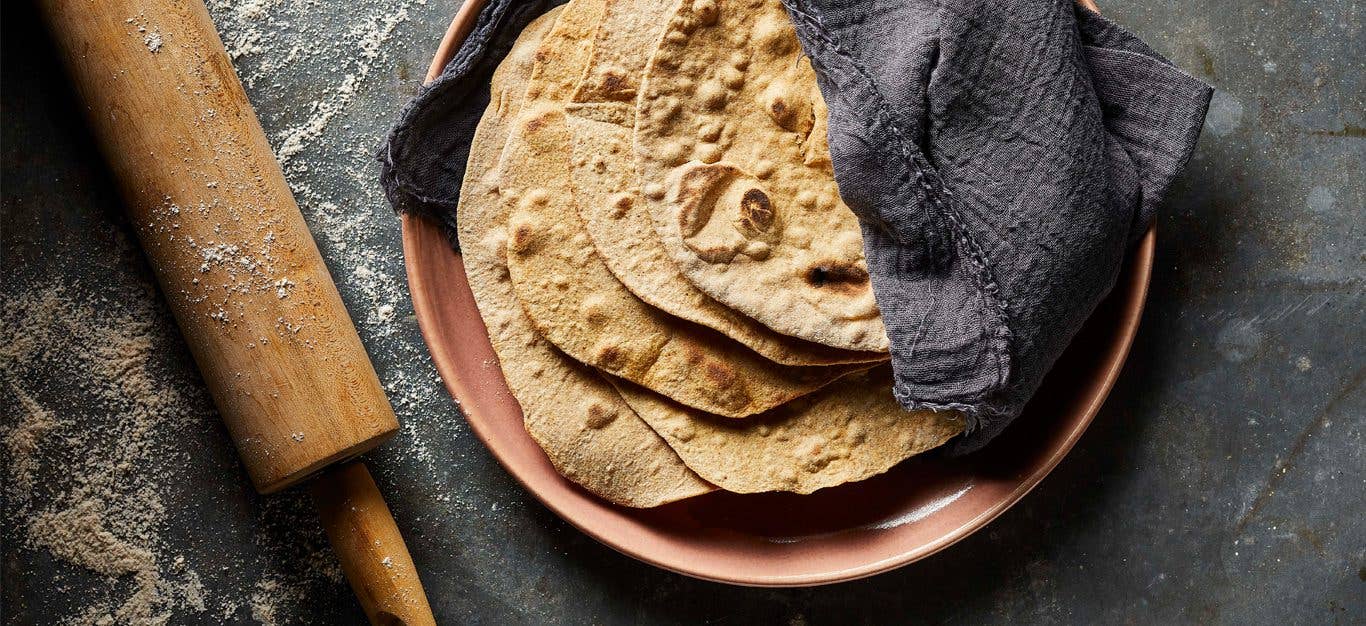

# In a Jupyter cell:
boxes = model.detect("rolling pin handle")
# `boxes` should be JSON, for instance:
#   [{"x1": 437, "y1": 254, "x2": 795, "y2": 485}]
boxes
[{"x1": 310, "y1": 462, "x2": 436, "y2": 626}]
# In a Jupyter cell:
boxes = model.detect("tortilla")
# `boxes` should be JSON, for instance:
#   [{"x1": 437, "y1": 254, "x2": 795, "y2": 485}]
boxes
[
  {"x1": 522, "y1": 0, "x2": 606, "y2": 104},
  {"x1": 456, "y1": 5, "x2": 712, "y2": 507},
  {"x1": 569, "y1": 0, "x2": 676, "y2": 105},
  {"x1": 634, "y1": 0, "x2": 889, "y2": 352},
  {"x1": 503, "y1": 104, "x2": 865, "y2": 418},
  {"x1": 566, "y1": 104, "x2": 887, "y2": 366},
  {"x1": 613, "y1": 368, "x2": 964, "y2": 494},
  {"x1": 559, "y1": 0, "x2": 883, "y2": 366}
]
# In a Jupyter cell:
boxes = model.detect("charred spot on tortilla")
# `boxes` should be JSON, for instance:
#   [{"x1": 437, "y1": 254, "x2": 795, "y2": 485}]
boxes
[
  {"x1": 736, "y1": 188, "x2": 775, "y2": 235},
  {"x1": 805, "y1": 262, "x2": 869, "y2": 293}
]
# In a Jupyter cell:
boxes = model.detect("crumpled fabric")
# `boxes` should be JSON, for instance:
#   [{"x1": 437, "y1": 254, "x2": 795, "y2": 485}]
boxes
[
  {"x1": 379, "y1": 0, "x2": 1211, "y2": 453},
  {"x1": 780, "y1": 0, "x2": 1211, "y2": 451}
]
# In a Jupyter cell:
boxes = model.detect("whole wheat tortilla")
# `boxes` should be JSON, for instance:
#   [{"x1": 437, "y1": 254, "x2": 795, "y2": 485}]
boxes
[
  {"x1": 522, "y1": 0, "x2": 606, "y2": 104},
  {"x1": 562, "y1": 0, "x2": 884, "y2": 366},
  {"x1": 635, "y1": 0, "x2": 888, "y2": 352},
  {"x1": 569, "y1": 0, "x2": 675, "y2": 105},
  {"x1": 566, "y1": 104, "x2": 886, "y2": 366},
  {"x1": 503, "y1": 104, "x2": 865, "y2": 418},
  {"x1": 612, "y1": 368, "x2": 964, "y2": 494},
  {"x1": 456, "y1": 5, "x2": 712, "y2": 507}
]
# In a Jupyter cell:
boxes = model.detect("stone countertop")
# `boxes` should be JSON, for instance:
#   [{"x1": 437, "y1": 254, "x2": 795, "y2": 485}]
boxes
[{"x1": 2, "y1": 0, "x2": 1361, "y2": 623}]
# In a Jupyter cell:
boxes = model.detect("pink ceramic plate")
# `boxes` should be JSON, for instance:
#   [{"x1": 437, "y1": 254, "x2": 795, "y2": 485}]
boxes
[{"x1": 400, "y1": 1, "x2": 1154, "y2": 587}]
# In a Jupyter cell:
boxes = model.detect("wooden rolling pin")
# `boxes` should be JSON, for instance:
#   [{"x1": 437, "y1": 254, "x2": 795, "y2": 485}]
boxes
[{"x1": 35, "y1": 0, "x2": 435, "y2": 623}]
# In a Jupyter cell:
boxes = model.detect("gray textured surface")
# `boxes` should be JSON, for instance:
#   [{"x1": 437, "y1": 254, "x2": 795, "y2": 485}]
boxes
[{"x1": 2, "y1": 0, "x2": 1362, "y2": 623}]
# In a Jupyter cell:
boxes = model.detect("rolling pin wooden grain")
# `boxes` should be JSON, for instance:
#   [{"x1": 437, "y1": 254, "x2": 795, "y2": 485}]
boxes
[{"x1": 35, "y1": 0, "x2": 435, "y2": 623}]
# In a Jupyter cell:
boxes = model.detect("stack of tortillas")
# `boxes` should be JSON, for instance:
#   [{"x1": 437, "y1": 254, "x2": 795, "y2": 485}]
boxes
[{"x1": 457, "y1": 0, "x2": 963, "y2": 507}]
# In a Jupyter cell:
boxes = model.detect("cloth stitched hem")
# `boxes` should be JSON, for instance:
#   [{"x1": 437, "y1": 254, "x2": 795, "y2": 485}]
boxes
[{"x1": 892, "y1": 387, "x2": 1013, "y2": 439}]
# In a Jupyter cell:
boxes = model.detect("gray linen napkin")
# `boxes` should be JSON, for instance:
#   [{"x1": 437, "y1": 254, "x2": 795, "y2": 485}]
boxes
[
  {"x1": 781, "y1": 0, "x2": 1212, "y2": 451},
  {"x1": 379, "y1": 0, "x2": 1211, "y2": 453}
]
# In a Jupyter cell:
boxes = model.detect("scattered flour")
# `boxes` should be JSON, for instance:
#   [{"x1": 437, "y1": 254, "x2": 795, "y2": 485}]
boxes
[
  {"x1": 2, "y1": 283, "x2": 215, "y2": 623},
  {"x1": 3, "y1": 380, "x2": 55, "y2": 497},
  {"x1": 272, "y1": 8, "x2": 412, "y2": 165}
]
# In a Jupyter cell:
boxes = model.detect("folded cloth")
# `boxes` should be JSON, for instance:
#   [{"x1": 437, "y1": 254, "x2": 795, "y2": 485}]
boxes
[{"x1": 379, "y1": 0, "x2": 1211, "y2": 453}]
